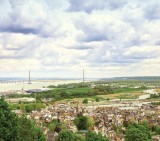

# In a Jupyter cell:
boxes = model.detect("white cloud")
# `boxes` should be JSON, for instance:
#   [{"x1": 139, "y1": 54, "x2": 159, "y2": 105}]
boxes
[{"x1": 0, "y1": 0, "x2": 160, "y2": 78}]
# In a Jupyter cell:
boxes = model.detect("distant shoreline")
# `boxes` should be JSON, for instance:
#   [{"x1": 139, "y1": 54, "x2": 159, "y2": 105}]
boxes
[{"x1": 0, "y1": 76, "x2": 159, "y2": 82}]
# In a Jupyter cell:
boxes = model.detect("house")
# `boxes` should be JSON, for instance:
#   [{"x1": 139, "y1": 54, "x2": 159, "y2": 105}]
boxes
[{"x1": 152, "y1": 135, "x2": 160, "y2": 141}]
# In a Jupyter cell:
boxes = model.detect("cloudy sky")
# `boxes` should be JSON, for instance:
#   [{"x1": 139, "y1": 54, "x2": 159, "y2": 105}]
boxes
[{"x1": 0, "y1": 0, "x2": 160, "y2": 78}]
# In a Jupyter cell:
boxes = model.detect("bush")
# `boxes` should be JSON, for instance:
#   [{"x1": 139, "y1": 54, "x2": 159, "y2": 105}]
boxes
[
  {"x1": 25, "y1": 105, "x2": 34, "y2": 113},
  {"x1": 74, "y1": 115, "x2": 89, "y2": 130},
  {"x1": 18, "y1": 116, "x2": 46, "y2": 141},
  {"x1": 125, "y1": 127, "x2": 148, "y2": 141},
  {"x1": 153, "y1": 125, "x2": 160, "y2": 134},
  {"x1": 82, "y1": 99, "x2": 88, "y2": 104},
  {"x1": 57, "y1": 130, "x2": 75, "y2": 141},
  {"x1": 95, "y1": 97, "x2": 100, "y2": 102},
  {"x1": 125, "y1": 122, "x2": 151, "y2": 141},
  {"x1": 85, "y1": 131, "x2": 110, "y2": 141}
]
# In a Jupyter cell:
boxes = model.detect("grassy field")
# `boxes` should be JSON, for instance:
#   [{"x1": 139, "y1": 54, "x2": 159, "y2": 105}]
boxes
[
  {"x1": 113, "y1": 87, "x2": 147, "y2": 93},
  {"x1": 96, "y1": 92, "x2": 144, "y2": 100},
  {"x1": 55, "y1": 91, "x2": 144, "y2": 105},
  {"x1": 156, "y1": 89, "x2": 160, "y2": 93},
  {"x1": 58, "y1": 88, "x2": 92, "y2": 93}
]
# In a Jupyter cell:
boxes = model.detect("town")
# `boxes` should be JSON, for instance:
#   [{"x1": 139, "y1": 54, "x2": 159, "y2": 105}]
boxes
[
  {"x1": 27, "y1": 99, "x2": 160, "y2": 141},
  {"x1": 2, "y1": 79, "x2": 160, "y2": 141}
]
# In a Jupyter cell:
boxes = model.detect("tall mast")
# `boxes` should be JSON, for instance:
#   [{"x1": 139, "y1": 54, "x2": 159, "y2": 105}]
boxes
[
  {"x1": 29, "y1": 70, "x2": 31, "y2": 84},
  {"x1": 83, "y1": 70, "x2": 85, "y2": 83}
]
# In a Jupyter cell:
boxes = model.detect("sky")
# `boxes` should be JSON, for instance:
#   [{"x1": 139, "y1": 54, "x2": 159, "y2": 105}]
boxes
[{"x1": 0, "y1": 0, "x2": 160, "y2": 78}]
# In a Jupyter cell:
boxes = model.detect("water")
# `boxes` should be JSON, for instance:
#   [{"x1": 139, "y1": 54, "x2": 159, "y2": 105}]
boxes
[
  {"x1": 138, "y1": 89, "x2": 158, "y2": 99},
  {"x1": 0, "y1": 80, "x2": 82, "y2": 93},
  {"x1": 0, "y1": 77, "x2": 81, "y2": 82}
]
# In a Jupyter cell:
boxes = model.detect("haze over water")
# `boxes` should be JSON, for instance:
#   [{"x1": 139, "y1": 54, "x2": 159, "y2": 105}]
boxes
[{"x1": 0, "y1": 79, "x2": 82, "y2": 92}]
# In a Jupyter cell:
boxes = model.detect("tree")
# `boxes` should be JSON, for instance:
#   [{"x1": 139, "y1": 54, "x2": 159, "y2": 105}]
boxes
[
  {"x1": 18, "y1": 116, "x2": 46, "y2": 141},
  {"x1": 85, "y1": 131, "x2": 110, "y2": 141},
  {"x1": 25, "y1": 105, "x2": 34, "y2": 113},
  {"x1": 0, "y1": 98, "x2": 19, "y2": 141},
  {"x1": 82, "y1": 99, "x2": 88, "y2": 104},
  {"x1": 57, "y1": 130, "x2": 75, "y2": 141},
  {"x1": 49, "y1": 119, "x2": 59, "y2": 131},
  {"x1": 132, "y1": 121, "x2": 151, "y2": 139},
  {"x1": 106, "y1": 98, "x2": 110, "y2": 101},
  {"x1": 153, "y1": 125, "x2": 160, "y2": 134},
  {"x1": 125, "y1": 127, "x2": 148, "y2": 141},
  {"x1": 35, "y1": 103, "x2": 45, "y2": 111},
  {"x1": 95, "y1": 97, "x2": 100, "y2": 102},
  {"x1": 87, "y1": 116, "x2": 94, "y2": 128},
  {"x1": 125, "y1": 122, "x2": 151, "y2": 141},
  {"x1": 49, "y1": 123, "x2": 56, "y2": 131},
  {"x1": 34, "y1": 127, "x2": 46, "y2": 141},
  {"x1": 74, "y1": 116, "x2": 88, "y2": 130}
]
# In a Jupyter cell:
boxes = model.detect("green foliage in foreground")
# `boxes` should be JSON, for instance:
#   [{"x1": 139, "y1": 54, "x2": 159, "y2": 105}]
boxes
[
  {"x1": 18, "y1": 116, "x2": 46, "y2": 141},
  {"x1": 152, "y1": 125, "x2": 160, "y2": 135},
  {"x1": 0, "y1": 98, "x2": 46, "y2": 141},
  {"x1": 125, "y1": 122, "x2": 151, "y2": 141},
  {"x1": 57, "y1": 130, "x2": 76, "y2": 141},
  {"x1": 0, "y1": 98, "x2": 19, "y2": 141},
  {"x1": 125, "y1": 127, "x2": 149, "y2": 141},
  {"x1": 85, "y1": 131, "x2": 110, "y2": 141},
  {"x1": 57, "y1": 129, "x2": 110, "y2": 141}
]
